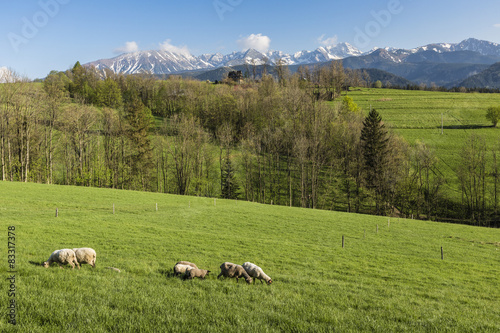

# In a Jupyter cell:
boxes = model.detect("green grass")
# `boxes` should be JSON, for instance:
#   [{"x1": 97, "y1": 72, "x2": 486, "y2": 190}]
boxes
[
  {"x1": 1, "y1": 181, "x2": 499, "y2": 332},
  {"x1": 346, "y1": 88, "x2": 500, "y2": 196}
]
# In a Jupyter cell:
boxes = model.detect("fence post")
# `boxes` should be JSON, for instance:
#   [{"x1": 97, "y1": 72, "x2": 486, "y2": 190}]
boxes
[
  {"x1": 342, "y1": 235, "x2": 345, "y2": 248},
  {"x1": 55, "y1": 208, "x2": 58, "y2": 217},
  {"x1": 441, "y1": 247, "x2": 444, "y2": 260}
]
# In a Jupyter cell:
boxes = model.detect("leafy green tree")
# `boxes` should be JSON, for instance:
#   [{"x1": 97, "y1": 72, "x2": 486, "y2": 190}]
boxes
[
  {"x1": 360, "y1": 108, "x2": 389, "y2": 214},
  {"x1": 486, "y1": 106, "x2": 500, "y2": 127},
  {"x1": 340, "y1": 96, "x2": 360, "y2": 113},
  {"x1": 97, "y1": 78, "x2": 123, "y2": 109},
  {"x1": 68, "y1": 61, "x2": 98, "y2": 104}
]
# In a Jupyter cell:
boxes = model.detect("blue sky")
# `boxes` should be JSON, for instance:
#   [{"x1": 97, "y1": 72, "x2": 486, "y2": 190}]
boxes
[{"x1": 2, "y1": 0, "x2": 500, "y2": 79}]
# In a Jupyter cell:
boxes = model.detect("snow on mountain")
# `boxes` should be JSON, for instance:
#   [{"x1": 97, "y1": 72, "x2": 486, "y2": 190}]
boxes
[
  {"x1": 85, "y1": 39, "x2": 500, "y2": 76},
  {"x1": 453, "y1": 38, "x2": 500, "y2": 56},
  {"x1": 86, "y1": 42, "x2": 363, "y2": 75},
  {"x1": 89, "y1": 50, "x2": 216, "y2": 75},
  {"x1": 365, "y1": 38, "x2": 500, "y2": 63}
]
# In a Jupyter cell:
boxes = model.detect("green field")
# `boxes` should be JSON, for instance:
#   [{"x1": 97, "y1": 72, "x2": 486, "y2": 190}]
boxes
[
  {"x1": 347, "y1": 88, "x2": 500, "y2": 175},
  {"x1": 1, "y1": 181, "x2": 499, "y2": 332}
]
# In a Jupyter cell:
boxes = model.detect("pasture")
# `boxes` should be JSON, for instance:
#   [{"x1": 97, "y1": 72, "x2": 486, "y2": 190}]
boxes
[
  {"x1": 347, "y1": 88, "x2": 500, "y2": 182},
  {"x1": 0, "y1": 181, "x2": 499, "y2": 332}
]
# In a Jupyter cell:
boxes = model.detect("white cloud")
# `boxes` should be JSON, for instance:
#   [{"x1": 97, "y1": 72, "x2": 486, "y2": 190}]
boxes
[
  {"x1": 494, "y1": 23, "x2": 500, "y2": 28},
  {"x1": 159, "y1": 39, "x2": 191, "y2": 56},
  {"x1": 114, "y1": 41, "x2": 139, "y2": 54},
  {"x1": 317, "y1": 34, "x2": 338, "y2": 47},
  {"x1": 237, "y1": 33, "x2": 271, "y2": 53}
]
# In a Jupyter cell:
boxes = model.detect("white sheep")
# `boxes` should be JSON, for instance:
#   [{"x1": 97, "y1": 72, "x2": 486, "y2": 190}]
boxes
[
  {"x1": 186, "y1": 268, "x2": 211, "y2": 280},
  {"x1": 176, "y1": 261, "x2": 198, "y2": 269},
  {"x1": 72, "y1": 248, "x2": 97, "y2": 268},
  {"x1": 173, "y1": 263, "x2": 194, "y2": 276},
  {"x1": 242, "y1": 262, "x2": 272, "y2": 285},
  {"x1": 217, "y1": 262, "x2": 253, "y2": 284},
  {"x1": 42, "y1": 249, "x2": 80, "y2": 269}
]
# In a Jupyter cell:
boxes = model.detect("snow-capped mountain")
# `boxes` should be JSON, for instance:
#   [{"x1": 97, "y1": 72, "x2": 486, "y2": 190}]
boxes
[
  {"x1": 452, "y1": 38, "x2": 500, "y2": 56},
  {"x1": 85, "y1": 39, "x2": 500, "y2": 76},
  {"x1": 89, "y1": 50, "x2": 216, "y2": 75},
  {"x1": 362, "y1": 38, "x2": 500, "y2": 64},
  {"x1": 408, "y1": 38, "x2": 500, "y2": 56},
  {"x1": 87, "y1": 42, "x2": 363, "y2": 75}
]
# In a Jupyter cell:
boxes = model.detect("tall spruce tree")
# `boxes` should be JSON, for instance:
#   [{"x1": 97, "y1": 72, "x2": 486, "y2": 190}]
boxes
[
  {"x1": 221, "y1": 152, "x2": 239, "y2": 199},
  {"x1": 360, "y1": 108, "x2": 389, "y2": 214}
]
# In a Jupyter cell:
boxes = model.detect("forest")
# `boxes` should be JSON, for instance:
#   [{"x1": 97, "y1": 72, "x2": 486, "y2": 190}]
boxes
[{"x1": 0, "y1": 61, "x2": 499, "y2": 226}]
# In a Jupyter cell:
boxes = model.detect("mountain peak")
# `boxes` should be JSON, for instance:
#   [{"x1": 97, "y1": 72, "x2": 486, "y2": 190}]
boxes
[
  {"x1": 454, "y1": 38, "x2": 500, "y2": 56},
  {"x1": 86, "y1": 44, "x2": 363, "y2": 75},
  {"x1": 85, "y1": 38, "x2": 500, "y2": 76}
]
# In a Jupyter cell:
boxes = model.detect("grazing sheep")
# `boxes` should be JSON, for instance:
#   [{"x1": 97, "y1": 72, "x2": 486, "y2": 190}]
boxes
[
  {"x1": 176, "y1": 261, "x2": 198, "y2": 269},
  {"x1": 72, "y1": 248, "x2": 97, "y2": 268},
  {"x1": 174, "y1": 263, "x2": 194, "y2": 276},
  {"x1": 186, "y1": 268, "x2": 211, "y2": 280},
  {"x1": 242, "y1": 262, "x2": 272, "y2": 285},
  {"x1": 217, "y1": 262, "x2": 253, "y2": 284},
  {"x1": 42, "y1": 249, "x2": 80, "y2": 270}
]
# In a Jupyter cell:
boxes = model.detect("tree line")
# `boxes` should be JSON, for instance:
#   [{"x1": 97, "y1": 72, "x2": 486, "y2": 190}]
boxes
[{"x1": 1, "y1": 62, "x2": 499, "y2": 226}]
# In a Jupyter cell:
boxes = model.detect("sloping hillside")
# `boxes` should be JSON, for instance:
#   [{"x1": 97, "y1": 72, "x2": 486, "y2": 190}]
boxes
[
  {"x1": 459, "y1": 62, "x2": 500, "y2": 88},
  {"x1": 1, "y1": 181, "x2": 498, "y2": 332}
]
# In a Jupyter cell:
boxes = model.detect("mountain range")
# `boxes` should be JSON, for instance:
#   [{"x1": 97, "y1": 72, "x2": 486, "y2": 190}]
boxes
[
  {"x1": 86, "y1": 38, "x2": 500, "y2": 88},
  {"x1": 87, "y1": 42, "x2": 363, "y2": 75}
]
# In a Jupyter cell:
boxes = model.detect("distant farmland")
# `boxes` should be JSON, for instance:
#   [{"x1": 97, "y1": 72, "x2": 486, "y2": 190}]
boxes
[{"x1": 347, "y1": 88, "x2": 500, "y2": 198}]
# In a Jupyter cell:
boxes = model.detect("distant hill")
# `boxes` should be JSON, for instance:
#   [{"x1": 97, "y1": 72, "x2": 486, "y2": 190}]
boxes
[
  {"x1": 83, "y1": 38, "x2": 500, "y2": 88},
  {"x1": 357, "y1": 68, "x2": 414, "y2": 87},
  {"x1": 458, "y1": 62, "x2": 500, "y2": 89},
  {"x1": 174, "y1": 62, "x2": 413, "y2": 88},
  {"x1": 340, "y1": 50, "x2": 492, "y2": 87}
]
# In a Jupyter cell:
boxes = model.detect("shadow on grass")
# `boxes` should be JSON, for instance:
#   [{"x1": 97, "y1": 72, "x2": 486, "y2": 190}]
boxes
[
  {"x1": 158, "y1": 268, "x2": 175, "y2": 278},
  {"x1": 29, "y1": 261, "x2": 43, "y2": 267},
  {"x1": 439, "y1": 125, "x2": 493, "y2": 130}
]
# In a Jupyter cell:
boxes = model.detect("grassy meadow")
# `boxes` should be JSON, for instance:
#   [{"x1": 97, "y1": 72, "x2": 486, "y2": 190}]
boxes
[
  {"x1": 346, "y1": 88, "x2": 500, "y2": 186},
  {"x1": 0, "y1": 181, "x2": 499, "y2": 332}
]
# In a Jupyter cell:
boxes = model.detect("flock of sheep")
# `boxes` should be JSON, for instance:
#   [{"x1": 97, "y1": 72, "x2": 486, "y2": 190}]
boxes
[
  {"x1": 42, "y1": 249, "x2": 273, "y2": 285},
  {"x1": 42, "y1": 248, "x2": 96, "y2": 269},
  {"x1": 174, "y1": 261, "x2": 272, "y2": 284}
]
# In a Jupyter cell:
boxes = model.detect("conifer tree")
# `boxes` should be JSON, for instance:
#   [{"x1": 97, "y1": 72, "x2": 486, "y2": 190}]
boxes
[
  {"x1": 221, "y1": 152, "x2": 239, "y2": 199},
  {"x1": 360, "y1": 108, "x2": 389, "y2": 214}
]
